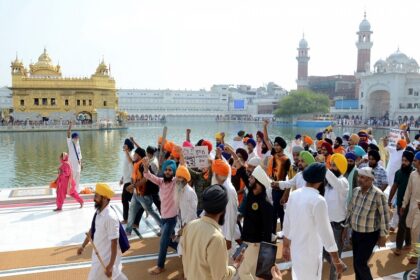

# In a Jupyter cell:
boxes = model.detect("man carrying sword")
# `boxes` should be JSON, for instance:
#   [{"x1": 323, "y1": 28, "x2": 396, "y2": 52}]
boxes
[{"x1": 77, "y1": 183, "x2": 128, "y2": 280}]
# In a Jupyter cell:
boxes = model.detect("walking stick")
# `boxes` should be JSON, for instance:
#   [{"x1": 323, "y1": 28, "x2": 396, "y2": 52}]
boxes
[{"x1": 85, "y1": 232, "x2": 112, "y2": 279}]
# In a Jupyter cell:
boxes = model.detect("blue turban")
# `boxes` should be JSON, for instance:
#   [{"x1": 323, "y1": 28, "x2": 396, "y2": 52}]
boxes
[
  {"x1": 415, "y1": 151, "x2": 420, "y2": 161},
  {"x1": 315, "y1": 132, "x2": 323, "y2": 140},
  {"x1": 247, "y1": 138, "x2": 257, "y2": 148},
  {"x1": 162, "y1": 160, "x2": 177, "y2": 173},
  {"x1": 345, "y1": 152, "x2": 357, "y2": 161},
  {"x1": 295, "y1": 134, "x2": 302, "y2": 140},
  {"x1": 217, "y1": 144, "x2": 232, "y2": 160},
  {"x1": 71, "y1": 132, "x2": 79, "y2": 139},
  {"x1": 353, "y1": 145, "x2": 367, "y2": 157},
  {"x1": 303, "y1": 163, "x2": 327, "y2": 183}
]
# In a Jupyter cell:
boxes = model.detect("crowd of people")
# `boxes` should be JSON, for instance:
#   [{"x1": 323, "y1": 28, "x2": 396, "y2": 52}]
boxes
[{"x1": 53, "y1": 120, "x2": 420, "y2": 279}]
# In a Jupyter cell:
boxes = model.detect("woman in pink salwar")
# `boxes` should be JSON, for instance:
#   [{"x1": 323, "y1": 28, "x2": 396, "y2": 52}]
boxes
[{"x1": 54, "y1": 152, "x2": 84, "y2": 211}]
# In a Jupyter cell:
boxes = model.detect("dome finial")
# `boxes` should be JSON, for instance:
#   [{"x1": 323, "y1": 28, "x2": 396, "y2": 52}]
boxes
[{"x1": 364, "y1": 11, "x2": 366, "y2": 19}]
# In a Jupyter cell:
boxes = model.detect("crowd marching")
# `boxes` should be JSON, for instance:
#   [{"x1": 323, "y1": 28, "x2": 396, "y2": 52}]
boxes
[{"x1": 53, "y1": 121, "x2": 420, "y2": 280}]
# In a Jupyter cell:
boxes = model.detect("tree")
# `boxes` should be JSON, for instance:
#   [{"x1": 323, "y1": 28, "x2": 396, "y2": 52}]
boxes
[{"x1": 274, "y1": 89, "x2": 330, "y2": 117}]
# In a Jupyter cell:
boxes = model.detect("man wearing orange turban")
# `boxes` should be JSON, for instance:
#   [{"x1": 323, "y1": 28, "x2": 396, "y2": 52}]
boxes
[
  {"x1": 386, "y1": 137, "x2": 408, "y2": 189},
  {"x1": 211, "y1": 159, "x2": 238, "y2": 250},
  {"x1": 174, "y1": 164, "x2": 197, "y2": 244}
]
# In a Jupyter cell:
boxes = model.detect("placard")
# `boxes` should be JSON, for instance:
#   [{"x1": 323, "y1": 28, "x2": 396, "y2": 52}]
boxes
[
  {"x1": 388, "y1": 128, "x2": 402, "y2": 147},
  {"x1": 182, "y1": 146, "x2": 209, "y2": 169}
]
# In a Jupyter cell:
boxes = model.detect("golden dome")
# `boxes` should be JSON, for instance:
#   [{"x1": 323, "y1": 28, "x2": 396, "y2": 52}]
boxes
[{"x1": 29, "y1": 48, "x2": 61, "y2": 77}]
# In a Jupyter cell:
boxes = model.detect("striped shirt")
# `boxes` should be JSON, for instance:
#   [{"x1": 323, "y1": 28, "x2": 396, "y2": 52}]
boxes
[{"x1": 346, "y1": 185, "x2": 390, "y2": 236}]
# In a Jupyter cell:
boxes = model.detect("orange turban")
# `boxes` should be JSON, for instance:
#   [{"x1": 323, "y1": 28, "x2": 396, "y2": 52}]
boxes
[
  {"x1": 303, "y1": 135, "x2": 313, "y2": 145},
  {"x1": 164, "y1": 141, "x2": 175, "y2": 153},
  {"x1": 176, "y1": 165, "x2": 191, "y2": 182},
  {"x1": 316, "y1": 140, "x2": 325, "y2": 149},
  {"x1": 398, "y1": 139, "x2": 407, "y2": 149},
  {"x1": 243, "y1": 137, "x2": 249, "y2": 144},
  {"x1": 212, "y1": 159, "x2": 230, "y2": 177},
  {"x1": 171, "y1": 146, "x2": 180, "y2": 159},
  {"x1": 158, "y1": 136, "x2": 163, "y2": 145}
]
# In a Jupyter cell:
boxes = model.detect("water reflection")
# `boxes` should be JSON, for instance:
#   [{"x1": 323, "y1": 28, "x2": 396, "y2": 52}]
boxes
[{"x1": 0, "y1": 122, "x2": 387, "y2": 188}]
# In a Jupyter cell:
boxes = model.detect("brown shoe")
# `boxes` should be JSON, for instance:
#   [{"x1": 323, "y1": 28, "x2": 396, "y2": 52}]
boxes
[
  {"x1": 121, "y1": 220, "x2": 127, "y2": 224},
  {"x1": 133, "y1": 224, "x2": 139, "y2": 229}
]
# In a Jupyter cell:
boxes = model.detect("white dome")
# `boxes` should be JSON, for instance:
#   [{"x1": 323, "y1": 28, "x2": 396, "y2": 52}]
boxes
[
  {"x1": 374, "y1": 50, "x2": 419, "y2": 73},
  {"x1": 359, "y1": 18, "x2": 371, "y2": 32},
  {"x1": 387, "y1": 50, "x2": 410, "y2": 64},
  {"x1": 374, "y1": 59, "x2": 386, "y2": 67},
  {"x1": 299, "y1": 38, "x2": 308, "y2": 48}
]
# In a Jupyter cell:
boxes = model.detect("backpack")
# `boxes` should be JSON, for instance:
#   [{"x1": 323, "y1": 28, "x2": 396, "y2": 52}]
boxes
[{"x1": 90, "y1": 206, "x2": 130, "y2": 254}]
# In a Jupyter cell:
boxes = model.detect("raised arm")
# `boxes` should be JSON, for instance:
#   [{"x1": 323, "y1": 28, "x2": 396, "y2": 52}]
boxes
[
  {"x1": 67, "y1": 121, "x2": 72, "y2": 138},
  {"x1": 129, "y1": 137, "x2": 141, "y2": 148},
  {"x1": 142, "y1": 157, "x2": 163, "y2": 186},
  {"x1": 325, "y1": 169, "x2": 349, "y2": 193},
  {"x1": 174, "y1": 146, "x2": 186, "y2": 166},
  {"x1": 263, "y1": 120, "x2": 272, "y2": 151}
]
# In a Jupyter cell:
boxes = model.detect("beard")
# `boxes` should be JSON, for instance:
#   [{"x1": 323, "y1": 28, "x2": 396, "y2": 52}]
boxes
[
  {"x1": 331, "y1": 169, "x2": 341, "y2": 178},
  {"x1": 94, "y1": 201, "x2": 102, "y2": 210},
  {"x1": 401, "y1": 164, "x2": 412, "y2": 174},
  {"x1": 347, "y1": 164, "x2": 355, "y2": 172},
  {"x1": 218, "y1": 210, "x2": 226, "y2": 226},
  {"x1": 334, "y1": 144, "x2": 339, "y2": 149},
  {"x1": 163, "y1": 175, "x2": 173, "y2": 182},
  {"x1": 369, "y1": 162, "x2": 377, "y2": 168},
  {"x1": 174, "y1": 181, "x2": 186, "y2": 206},
  {"x1": 318, "y1": 181, "x2": 326, "y2": 196}
]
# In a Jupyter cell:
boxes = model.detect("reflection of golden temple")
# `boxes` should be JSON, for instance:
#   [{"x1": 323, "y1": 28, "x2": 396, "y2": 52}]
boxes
[{"x1": 11, "y1": 49, "x2": 117, "y2": 122}]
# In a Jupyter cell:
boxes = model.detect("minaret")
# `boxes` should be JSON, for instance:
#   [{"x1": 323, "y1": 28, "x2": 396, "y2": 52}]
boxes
[
  {"x1": 296, "y1": 34, "x2": 310, "y2": 90},
  {"x1": 356, "y1": 12, "x2": 373, "y2": 73}
]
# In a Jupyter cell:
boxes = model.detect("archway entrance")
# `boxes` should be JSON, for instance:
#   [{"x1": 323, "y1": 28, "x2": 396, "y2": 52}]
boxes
[
  {"x1": 77, "y1": 112, "x2": 92, "y2": 123},
  {"x1": 367, "y1": 90, "x2": 390, "y2": 119}
]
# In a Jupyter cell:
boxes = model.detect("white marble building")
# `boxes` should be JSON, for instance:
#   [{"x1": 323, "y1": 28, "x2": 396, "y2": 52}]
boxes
[
  {"x1": 0, "y1": 87, "x2": 12, "y2": 120},
  {"x1": 118, "y1": 84, "x2": 286, "y2": 120},
  {"x1": 359, "y1": 50, "x2": 420, "y2": 123}
]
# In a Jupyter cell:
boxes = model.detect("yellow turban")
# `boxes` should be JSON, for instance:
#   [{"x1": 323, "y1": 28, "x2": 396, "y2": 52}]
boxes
[
  {"x1": 176, "y1": 165, "x2": 191, "y2": 182},
  {"x1": 215, "y1": 132, "x2": 223, "y2": 140},
  {"x1": 95, "y1": 183, "x2": 115, "y2": 199},
  {"x1": 330, "y1": 153, "x2": 348, "y2": 175}
]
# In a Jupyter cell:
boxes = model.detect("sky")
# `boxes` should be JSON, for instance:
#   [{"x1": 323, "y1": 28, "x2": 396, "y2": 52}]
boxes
[{"x1": 0, "y1": 0, "x2": 419, "y2": 91}]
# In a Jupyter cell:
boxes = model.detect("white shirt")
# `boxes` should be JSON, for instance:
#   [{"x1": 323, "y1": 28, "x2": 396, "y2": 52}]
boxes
[
  {"x1": 386, "y1": 146, "x2": 403, "y2": 186},
  {"x1": 178, "y1": 184, "x2": 198, "y2": 226},
  {"x1": 122, "y1": 151, "x2": 134, "y2": 184},
  {"x1": 283, "y1": 187, "x2": 338, "y2": 280},
  {"x1": 67, "y1": 137, "x2": 82, "y2": 172},
  {"x1": 221, "y1": 179, "x2": 239, "y2": 242},
  {"x1": 247, "y1": 151, "x2": 258, "y2": 163},
  {"x1": 149, "y1": 156, "x2": 159, "y2": 175},
  {"x1": 232, "y1": 140, "x2": 246, "y2": 151},
  {"x1": 88, "y1": 205, "x2": 124, "y2": 280},
  {"x1": 324, "y1": 170, "x2": 349, "y2": 222},
  {"x1": 279, "y1": 172, "x2": 306, "y2": 191}
]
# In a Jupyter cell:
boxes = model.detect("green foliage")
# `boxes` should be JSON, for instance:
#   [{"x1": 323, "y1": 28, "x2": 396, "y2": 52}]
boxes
[{"x1": 275, "y1": 90, "x2": 330, "y2": 116}]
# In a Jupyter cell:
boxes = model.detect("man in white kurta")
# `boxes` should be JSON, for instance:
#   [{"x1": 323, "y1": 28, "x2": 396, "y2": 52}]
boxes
[
  {"x1": 211, "y1": 159, "x2": 239, "y2": 249},
  {"x1": 67, "y1": 123, "x2": 82, "y2": 192},
  {"x1": 78, "y1": 183, "x2": 127, "y2": 280},
  {"x1": 283, "y1": 163, "x2": 344, "y2": 280}
]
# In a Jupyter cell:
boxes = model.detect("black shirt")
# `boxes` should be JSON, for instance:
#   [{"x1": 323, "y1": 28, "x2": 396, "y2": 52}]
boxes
[{"x1": 241, "y1": 191, "x2": 273, "y2": 243}]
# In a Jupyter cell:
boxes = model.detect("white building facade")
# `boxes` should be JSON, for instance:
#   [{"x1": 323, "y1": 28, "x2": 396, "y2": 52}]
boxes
[
  {"x1": 359, "y1": 50, "x2": 420, "y2": 123},
  {"x1": 118, "y1": 84, "x2": 286, "y2": 120},
  {"x1": 0, "y1": 86, "x2": 12, "y2": 121}
]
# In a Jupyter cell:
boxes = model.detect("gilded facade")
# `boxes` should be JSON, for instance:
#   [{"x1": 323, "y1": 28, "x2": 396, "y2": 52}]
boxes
[{"x1": 11, "y1": 49, "x2": 117, "y2": 122}]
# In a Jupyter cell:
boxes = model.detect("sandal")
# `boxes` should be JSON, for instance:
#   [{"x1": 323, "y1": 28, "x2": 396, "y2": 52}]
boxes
[
  {"x1": 148, "y1": 266, "x2": 165, "y2": 275},
  {"x1": 53, "y1": 208, "x2": 62, "y2": 212}
]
